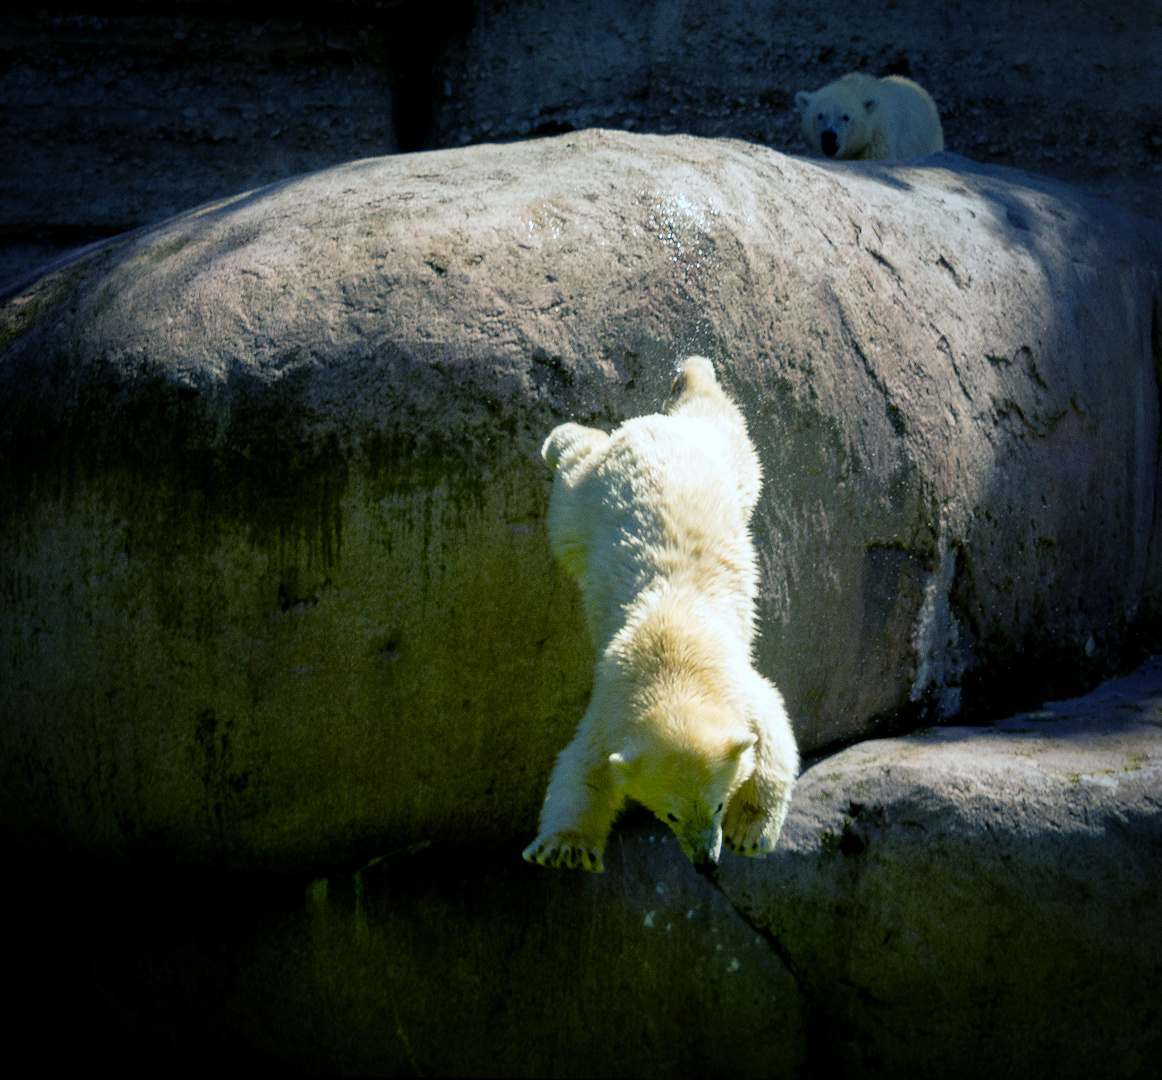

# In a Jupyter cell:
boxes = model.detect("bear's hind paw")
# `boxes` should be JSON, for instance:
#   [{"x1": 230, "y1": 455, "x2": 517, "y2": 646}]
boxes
[{"x1": 522, "y1": 833, "x2": 605, "y2": 873}]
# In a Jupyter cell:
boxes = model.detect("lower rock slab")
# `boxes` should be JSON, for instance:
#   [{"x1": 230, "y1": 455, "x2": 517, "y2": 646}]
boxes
[
  {"x1": 7, "y1": 818, "x2": 803, "y2": 1076},
  {"x1": 720, "y1": 655, "x2": 1162, "y2": 1078},
  {"x1": 7, "y1": 659, "x2": 1162, "y2": 1076}
]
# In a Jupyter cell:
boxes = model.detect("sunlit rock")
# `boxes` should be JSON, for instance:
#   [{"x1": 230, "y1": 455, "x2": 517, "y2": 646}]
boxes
[{"x1": 1, "y1": 130, "x2": 1160, "y2": 867}]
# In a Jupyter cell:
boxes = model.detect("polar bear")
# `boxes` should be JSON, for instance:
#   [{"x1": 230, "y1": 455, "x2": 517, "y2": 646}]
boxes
[
  {"x1": 795, "y1": 72, "x2": 944, "y2": 160},
  {"x1": 523, "y1": 357, "x2": 799, "y2": 875}
]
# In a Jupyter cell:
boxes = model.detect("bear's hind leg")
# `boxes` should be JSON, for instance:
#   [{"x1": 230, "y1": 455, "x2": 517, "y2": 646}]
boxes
[{"x1": 523, "y1": 727, "x2": 622, "y2": 873}]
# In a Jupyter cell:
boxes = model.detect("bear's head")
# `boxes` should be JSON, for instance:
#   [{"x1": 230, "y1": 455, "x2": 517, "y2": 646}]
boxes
[
  {"x1": 609, "y1": 704, "x2": 756, "y2": 875},
  {"x1": 795, "y1": 75, "x2": 876, "y2": 159}
]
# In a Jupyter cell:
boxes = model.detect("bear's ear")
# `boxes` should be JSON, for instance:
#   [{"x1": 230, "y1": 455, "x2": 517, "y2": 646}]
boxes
[
  {"x1": 863, "y1": 97, "x2": 877, "y2": 113},
  {"x1": 727, "y1": 734, "x2": 758, "y2": 761},
  {"x1": 668, "y1": 356, "x2": 716, "y2": 405},
  {"x1": 794, "y1": 90, "x2": 810, "y2": 110}
]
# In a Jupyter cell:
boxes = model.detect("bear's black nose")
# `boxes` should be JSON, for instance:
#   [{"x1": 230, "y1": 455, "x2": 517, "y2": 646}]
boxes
[{"x1": 821, "y1": 130, "x2": 838, "y2": 157}]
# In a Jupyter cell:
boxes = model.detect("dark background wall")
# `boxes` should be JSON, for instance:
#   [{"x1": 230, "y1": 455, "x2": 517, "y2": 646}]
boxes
[
  {"x1": 0, "y1": 1, "x2": 475, "y2": 288},
  {"x1": 3, "y1": 1, "x2": 1160, "y2": 292}
]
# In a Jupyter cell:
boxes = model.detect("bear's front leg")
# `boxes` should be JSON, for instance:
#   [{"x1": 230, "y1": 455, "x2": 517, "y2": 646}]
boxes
[
  {"x1": 722, "y1": 775, "x2": 789, "y2": 856},
  {"x1": 522, "y1": 728, "x2": 622, "y2": 873},
  {"x1": 723, "y1": 674, "x2": 799, "y2": 857}
]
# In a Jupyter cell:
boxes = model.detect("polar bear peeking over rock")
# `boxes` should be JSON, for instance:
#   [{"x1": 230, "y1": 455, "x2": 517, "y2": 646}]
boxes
[
  {"x1": 795, "y1": 72, "x2": 944, "y2": 161},
  {"x1": 523, "y1": 357, "x2": 799, "y2": 875}
]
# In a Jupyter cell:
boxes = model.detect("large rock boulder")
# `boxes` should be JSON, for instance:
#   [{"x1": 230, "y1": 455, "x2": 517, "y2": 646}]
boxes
[{"x1": 2, "y1": 129, "x2": 1161, "y2": 868}]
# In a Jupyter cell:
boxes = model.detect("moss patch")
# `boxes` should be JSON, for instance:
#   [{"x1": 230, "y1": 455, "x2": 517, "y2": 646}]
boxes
[{"x1": 0, "y1": 267, "x2": 84, "y2": 357}]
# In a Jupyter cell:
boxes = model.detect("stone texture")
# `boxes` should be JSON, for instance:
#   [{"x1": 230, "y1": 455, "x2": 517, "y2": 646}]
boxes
[
  {"x1": 719, "y1": 654, "x2": 1162, "y2": 1077},
  {"x1": 5, "y1": 659, "x2": 1160, "y2": 1075},
  {"x1": 5, "y1": 1, "x2": 1159, "y2": 293},
  {"x1": 0, "y1": 6, "x2": 472, "y2": 290},
  {"x1": 8, "y1": 818, "x2": 805, "y2": 1076},
  {"x1": 0, "y1": 13, "x2": 401, "y2": 225},
  {"x1": 432, "y1": 0, "x2": 1162, "y2": 218},
  {"x1": 1, "y1": 130, "x2": 1161, "y2": 869}
]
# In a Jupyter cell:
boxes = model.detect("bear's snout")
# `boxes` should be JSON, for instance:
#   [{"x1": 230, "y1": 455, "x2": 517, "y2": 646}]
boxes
[
  {"x1": 821, "y1": 130, "x2": 839, "y2": 157},
  {"x1": 679, "y1": 823, "x2": 723, "y2": 875}
]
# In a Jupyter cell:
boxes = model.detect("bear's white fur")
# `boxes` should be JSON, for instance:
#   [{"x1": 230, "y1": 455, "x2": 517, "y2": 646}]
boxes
[
  {"x1": 523, "y1": 357, "x2": 799, "y2": 874},
  {"x1": 795, "y1": 72, "x2": 944, "y2": 161}
]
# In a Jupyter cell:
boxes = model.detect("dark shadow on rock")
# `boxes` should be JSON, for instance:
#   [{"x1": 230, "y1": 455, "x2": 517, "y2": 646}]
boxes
[
  {"x1": 2, "y1": 816, "x2": 804, "y2": 1077},
  {"x1": 0, "y1": 176, "x2": 306, "y2": 305}
]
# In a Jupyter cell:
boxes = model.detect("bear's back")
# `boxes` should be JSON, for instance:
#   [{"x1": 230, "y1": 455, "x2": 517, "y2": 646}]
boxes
[
  {"x1": 595, "y1": 413, "x2": 749, "y2": 540},
  {"x1": 576, "y1": 413, "x2": 758, "y2": 649},
  {"x1": 875, "y1": 76, "x2": 944, "y2": 157}
]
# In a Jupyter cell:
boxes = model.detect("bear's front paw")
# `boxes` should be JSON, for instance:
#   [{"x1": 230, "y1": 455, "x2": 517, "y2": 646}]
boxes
[
  {"x1": 522, "y1": 832, "x2": 605, "y2": 873},
  {"x1": 723, "y1": 798, "x2": 777, "y2": 858}
]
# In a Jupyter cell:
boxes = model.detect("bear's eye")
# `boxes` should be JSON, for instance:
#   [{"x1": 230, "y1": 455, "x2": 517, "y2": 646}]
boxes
[
  {"x1": 817, "y1": 112, "x2": 824, "y2": 119},
  {"x1": 841, "y1": 114, "x2": 849, "y2": 122},
  {"x1": 716, "y1": 803, "x2": 724, "y2": 813},
  {"x1": 667, "y1": 813, "x2": 679, "y2": 823}
]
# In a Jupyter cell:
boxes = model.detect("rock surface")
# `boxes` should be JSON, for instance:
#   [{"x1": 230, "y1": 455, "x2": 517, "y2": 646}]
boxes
[
  {"x1": 7, "y1": 657, "x2": 1160, "y2": 1075},
  {"x1": 2, "y1": 130, "x2": 1161, "y2": 868},
  {"x1": 64, "y1": 820, "x2": 804, "y2": 1076},
  {"x1": 0, "y1": 10, "x2": 414, "y2": 286},
  {"x1": 7, "y1": 0, "x2": 1159, "y2": 291},
  {"x1": 433, "y1": 0, "x2": 1162, "y2": 217},
  {"x1": 720, "y1": 655, "x2": 1162, "y2": 1077}
]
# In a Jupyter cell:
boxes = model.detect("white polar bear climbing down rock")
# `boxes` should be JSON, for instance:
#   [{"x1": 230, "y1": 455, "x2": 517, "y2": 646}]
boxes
[
  {"x1": 523, "y1": 357, "x2": 800, "y2": 875},
  {"x1": 796, "y1": 72, "x2": 944, "y2": 161}
]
